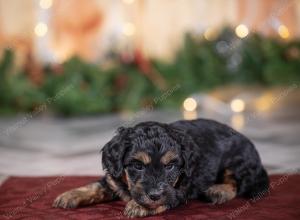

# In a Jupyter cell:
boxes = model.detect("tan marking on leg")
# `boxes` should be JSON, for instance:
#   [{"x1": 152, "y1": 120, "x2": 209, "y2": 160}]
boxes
[
  {"x1": 106, "y1": 174, "x2": 131, "y2": 202},
  {"x1": 52, "y1": 182, "x2": 113, "y2": 209},
  {"x1": 160, "y1": 151, "x2": 178, "y2": 165},
  {"x1": 124, "y1": 200, "x2": 149, "y2": 218},
  {"x1": 106, "y1": 174, "x2": 118, "y2": 191},
  {"x1": 124, "y1": 200, "x2": 168, "y2": 218},
  {"x1": 133, "y1": 151, "x2": 151, "y2": 164},
  {"x1": 224, "y1": 169, "x2": 237, "y2": 187},
  {"x1": 153, "y1": 205, "x2": 168, "y2": 214},
  {"x1": 205, "y1": 169, "x2": 237, "y2": 204}
]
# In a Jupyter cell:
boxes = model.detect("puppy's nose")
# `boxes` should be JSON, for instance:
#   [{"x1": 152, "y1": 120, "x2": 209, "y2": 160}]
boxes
[{"x1": 148, "y1": 190, "x2": 161, "y2": 201}]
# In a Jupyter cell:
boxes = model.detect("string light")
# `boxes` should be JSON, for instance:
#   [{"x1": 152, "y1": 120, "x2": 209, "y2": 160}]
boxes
[
  {"x1": 34, "y1": 22, "x2": 48, "y2": 37},
  {"x1": 123, "y1": 23, "x2": 136, "y2": 36},
  {"x1": 255, "y1": 92, "x2": 273, "y2": 112},
  {"x1": 204, "y1": 27, "x2": 217, "y2": 41},
  {"x1": 235, "y1": 24, "x2": 249, "y2": 38},
  {"x1": 278, "y1": 25, "x2": 290, "y2": 39},
  {"x1": 183, "y1": 110, "x2": 198, "y2": 120},
  {"x1": 123, "y1": 0, "x2": 135, "y2": 4},
  {"x1": 39, "y1": 0, "x2": 53, "y2": 9},
  {"x1": 183, "y1": 98, "x2": 197, "y2": 112},
  {"x1": 230, "y1": 99, "x2": 245, "y2": 113},
  {"x1": 231, "y1": 114, "x2": 245, "y2": 130}
]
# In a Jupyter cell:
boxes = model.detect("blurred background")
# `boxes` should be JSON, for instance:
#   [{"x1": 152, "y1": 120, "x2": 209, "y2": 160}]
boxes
[{"x1": 0, "y1": 0, "x2": 300, "y2": 181}]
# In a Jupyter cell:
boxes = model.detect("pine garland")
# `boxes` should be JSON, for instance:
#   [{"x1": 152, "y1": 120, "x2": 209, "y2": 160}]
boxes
[{"x1": 0, "y1": 28, "x2": 299, "y2": 115}]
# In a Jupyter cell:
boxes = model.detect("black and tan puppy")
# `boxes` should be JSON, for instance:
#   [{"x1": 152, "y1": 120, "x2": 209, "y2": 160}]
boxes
[{"x1": 53, "y1": 119, "x2": 269, "y2": 218}]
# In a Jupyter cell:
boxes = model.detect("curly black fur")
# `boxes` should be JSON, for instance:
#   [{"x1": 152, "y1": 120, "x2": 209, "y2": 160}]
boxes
[{"x1": 101, "y1": 118, "x2": 269, "y2": 211}]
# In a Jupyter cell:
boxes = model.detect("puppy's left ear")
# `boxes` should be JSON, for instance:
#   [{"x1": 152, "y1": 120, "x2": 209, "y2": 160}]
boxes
[
  {"x1": 168, "y1": 126, "x2": 198, "y2": 177},
  {"x1": 101, "y1": 127, "x2": 132, "y2": 178}
]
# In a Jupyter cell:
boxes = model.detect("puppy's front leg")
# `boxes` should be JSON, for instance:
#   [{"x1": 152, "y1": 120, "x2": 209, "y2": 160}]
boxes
[
  {"x1": 124, "y1": 200, "x2": 168, "y2": 218},
  {"x1": 205, "y1": 169, "x2": 237, "y2": 204},
  {"x1": 53, "y1": 178, "x2": 114, "y2": 209},
  {"x1": 123, "y1": 187, "x2": 189, "y2": 218}
]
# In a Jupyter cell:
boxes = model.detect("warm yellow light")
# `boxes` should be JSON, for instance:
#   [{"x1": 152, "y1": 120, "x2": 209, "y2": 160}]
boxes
[
  {"x1": 255, "y1": 92, "x2": 273, "y2": 112},
  {"x1": 123, "y1": 0, "x2": 135, "y2": 4},
  {"x1": 278, "y1": 25, "x2": 290, "y2": 39},
  {"x1": 231, "y1": 114, "x2": 245, "y2": 130},
  {"x1": 230, "y1": 99, "x2": 245, "y2": 113},
  {"x1": 183, "y1": 98, "x2": 197, "y2": 112},
  {"x1": 34, "y1": 22, "x2": 48, "y2": 37},
  {"x1": 204, "y1": 27, "x2": 217, "y2": 41},
  {"x1": 183, "y1": 110, "x2": 198, "y2": 120},
  {"x1": 235, "y1": 24, "x2": 249, "y2": 38},
  {"x1": 123, "y1": 23, "x2": 136, "y2": 36},
  {"x1": 39, "y1": 0, "x2": 52, "y2": 9}
]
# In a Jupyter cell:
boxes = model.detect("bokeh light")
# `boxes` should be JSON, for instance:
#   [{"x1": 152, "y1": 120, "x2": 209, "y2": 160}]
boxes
[
  {"x1": 255, "y1": 92, "x2": 274, "y2": 112},
  {"x1": 123, "y1": 0, "x2": 135, "y2": 4},
  {"x1": 204, "y1": 27, "x2": 218, "y2": 41},
  {"x1": 235, "y1": 24, "x2": 249, "y2": 38},
  {"x1": 39, "y1": 0, "x2": 53, "y2": 9},
  {"x1": 34, "y1": 22, "x2": 48, "y2": 37},
  {"x1": 230, "y1": 99, "x2": 245, "y2": 113},
  {"x1": 278, "y1": 25, "x2": 290, "y2": 39},
  {"x1": 183, "y1": 97, "x2": 197, "y2": 111},
  {"x1": 183, "y1": 110, "x2": 198, "y2": 120},
  {"x1": 231, "y1": 114, "x2": 245, "y2": 130},
  {"x1": 123, "y1": 23, "x2": 136, "y2": 36}
]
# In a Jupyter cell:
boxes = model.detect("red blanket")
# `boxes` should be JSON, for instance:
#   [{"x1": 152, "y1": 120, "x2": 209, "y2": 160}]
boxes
[{"x1": 0, "y1": 175, "x2": 299, "y2": 220}]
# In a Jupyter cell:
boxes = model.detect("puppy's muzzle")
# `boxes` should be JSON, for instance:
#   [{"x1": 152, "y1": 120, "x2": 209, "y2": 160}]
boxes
[
  {"x1": 146, "y1": 182, "x2": 167, "y2": 203},
  {"x1": 147, "y1": 189, "x2": 162, "y2": 201}
]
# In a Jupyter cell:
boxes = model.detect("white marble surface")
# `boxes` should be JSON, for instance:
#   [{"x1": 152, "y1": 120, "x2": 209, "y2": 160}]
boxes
[{"x1": 0, "y1": 111, "x2": 181, "y2": 178}]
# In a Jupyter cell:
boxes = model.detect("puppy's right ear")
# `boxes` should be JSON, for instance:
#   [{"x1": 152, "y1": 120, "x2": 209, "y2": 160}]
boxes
[{"x1": 101, "y1": 127, "x2": 131, "y2": 178}]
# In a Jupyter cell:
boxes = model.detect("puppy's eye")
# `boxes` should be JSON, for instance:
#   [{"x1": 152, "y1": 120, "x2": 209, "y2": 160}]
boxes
[
  {"x1": 132, "y1": 162, "x2": 144, "y2": 171},
  {"x1": 165, "y1": 163, "x2": 174, "y2": 170}
]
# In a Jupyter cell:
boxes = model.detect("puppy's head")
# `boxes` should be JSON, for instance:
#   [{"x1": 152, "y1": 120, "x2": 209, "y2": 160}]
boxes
[{"x1": 102, "y1": 122, "x2": 196, "y2": 209}]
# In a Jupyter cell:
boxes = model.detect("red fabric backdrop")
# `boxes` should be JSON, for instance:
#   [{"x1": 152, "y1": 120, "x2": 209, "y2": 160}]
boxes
[{"x1": 0, "y1": 175, "x2": 299, "y2": 220}]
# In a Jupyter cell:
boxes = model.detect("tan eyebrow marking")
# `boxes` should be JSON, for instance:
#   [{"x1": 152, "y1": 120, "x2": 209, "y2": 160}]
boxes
[
  {"x1": 124, "y1": 169, "x2": 131, "y2": 190},
  {"x1": 161, "y1": 151, "x2": 178, "y2": 165},
  {"x1": 133, "y1": 151, "x2": 151, "y2": 164}
]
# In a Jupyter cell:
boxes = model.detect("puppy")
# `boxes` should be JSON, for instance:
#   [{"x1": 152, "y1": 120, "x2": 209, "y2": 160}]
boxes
[{"x1": 53, "y1": 119, "x2": 269, "y2": 218}]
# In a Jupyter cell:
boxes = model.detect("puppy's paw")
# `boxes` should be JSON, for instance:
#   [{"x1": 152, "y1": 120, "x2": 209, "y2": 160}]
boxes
[
  {"x1": 52, "y1": 190, "x2": 85, "y2": 209},
  {"x1": 53, "y1": 182, "x2": 113, "y2": 209},
  {"x1": 124, "y1": 200, "x2": 168, "y2": 218},
  {"x1": 124, "y1": 200, "x2": 150, "y2": 218},
  {"x1": 205, "y1": 184, "x2": 236, "y2": 204}
]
